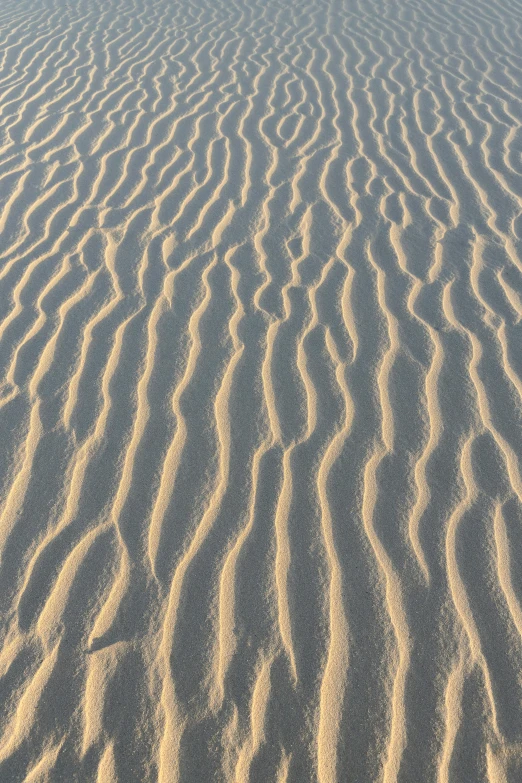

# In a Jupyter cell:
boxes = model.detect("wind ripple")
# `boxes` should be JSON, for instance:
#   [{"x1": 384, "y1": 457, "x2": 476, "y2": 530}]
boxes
[{"x1": 0, "y1": 0, "x2": 521, "y2": 781}]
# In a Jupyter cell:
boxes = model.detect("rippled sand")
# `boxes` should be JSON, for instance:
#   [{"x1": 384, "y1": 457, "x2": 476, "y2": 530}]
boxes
[{"x1": 1, "y1": 0, "x2": 522, "y2": 780}]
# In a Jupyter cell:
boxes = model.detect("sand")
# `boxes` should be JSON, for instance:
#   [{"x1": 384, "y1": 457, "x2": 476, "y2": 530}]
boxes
[{"x1": 0, "y1": 0, "x2": 521, "y2": 780}]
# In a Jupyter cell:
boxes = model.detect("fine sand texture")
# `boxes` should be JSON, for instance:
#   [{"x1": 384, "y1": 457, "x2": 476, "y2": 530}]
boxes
[{"x1": 1, "y1": 0, "x2": 522, "y2": 780}]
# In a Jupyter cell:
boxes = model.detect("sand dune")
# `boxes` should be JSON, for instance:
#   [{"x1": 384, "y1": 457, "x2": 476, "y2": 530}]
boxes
[{"x1": 0, "y1": 0, "x2": 522, "y2": 780}]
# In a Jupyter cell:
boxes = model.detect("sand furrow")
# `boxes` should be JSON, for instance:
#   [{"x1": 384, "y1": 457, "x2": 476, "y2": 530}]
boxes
[{"x1": 1, "y1": 0, "x2": 522, "y2": 780}]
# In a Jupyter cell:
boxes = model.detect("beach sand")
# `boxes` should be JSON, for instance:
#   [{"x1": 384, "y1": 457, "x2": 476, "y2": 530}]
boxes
[{"x1": 0, "y1": 0, "x2": 522, "y2": 780}]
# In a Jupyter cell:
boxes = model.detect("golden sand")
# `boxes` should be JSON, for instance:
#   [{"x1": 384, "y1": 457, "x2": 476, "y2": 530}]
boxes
[{"x1": 0, "y1": 0, "x2": 522, "y2": 780}]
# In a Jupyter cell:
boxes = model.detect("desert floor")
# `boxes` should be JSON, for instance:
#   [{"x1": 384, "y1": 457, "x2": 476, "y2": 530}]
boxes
[{"x1": 0, "y1": 0, "x2": 522, "y2": 781}]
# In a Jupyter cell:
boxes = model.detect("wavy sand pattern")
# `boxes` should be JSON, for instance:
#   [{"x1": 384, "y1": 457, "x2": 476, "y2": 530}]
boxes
[{"x1": 0, "y1": 0, "x2": 522, "y2": 780}]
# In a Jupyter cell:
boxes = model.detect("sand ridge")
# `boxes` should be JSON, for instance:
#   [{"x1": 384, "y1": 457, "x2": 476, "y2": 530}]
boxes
[{"x1": 0, "y1": 0, "x2": 522, "y2": 780}]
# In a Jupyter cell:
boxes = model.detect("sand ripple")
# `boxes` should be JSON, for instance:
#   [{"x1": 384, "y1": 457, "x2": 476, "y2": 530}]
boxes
[{"x1": 0, "y1": 0, "x2": 522, "y2": 780}]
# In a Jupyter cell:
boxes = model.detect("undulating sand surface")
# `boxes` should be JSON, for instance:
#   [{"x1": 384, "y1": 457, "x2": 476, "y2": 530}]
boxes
[{"x1": 1, "y1": 0, "x2": 522, "y2": 780}]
